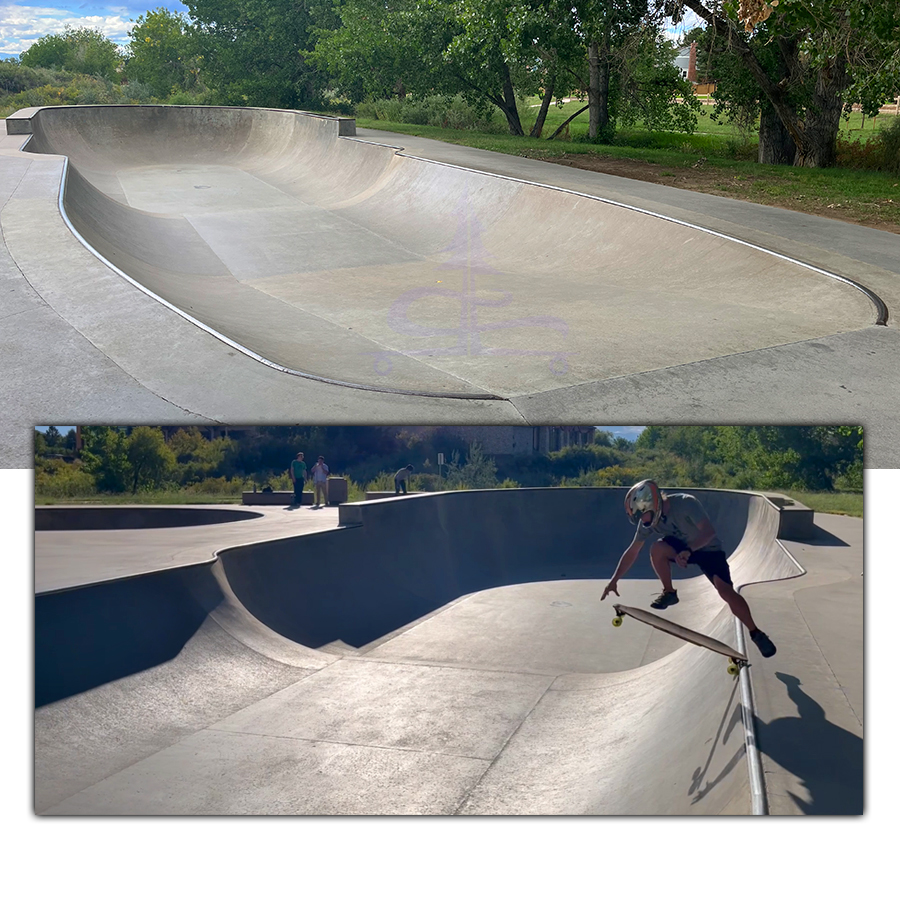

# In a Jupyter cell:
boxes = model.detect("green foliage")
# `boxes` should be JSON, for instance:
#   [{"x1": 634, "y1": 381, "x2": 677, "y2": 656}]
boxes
[
  {"x1": 183, "y1": 476, "x2": 247, "y2": 495},
  {"x1": 20, "y1": 27, "x2": 124, "y2": 80},
  {"x1": 671, "y1": 1, "x2": 900, "y2": 166},
  {"x1": 0, "y1": 67, "x2": 155, "y2": 117},
  {"x1": 35, "y1": 425, "x2": 864, "y2": 504},
  {"x1": 186, "y1": 0, "x2": 338, "y2": 109},
  {"x1": 636, "y1": 425, "x2": 863, "y2": 491},
  {"x1": 785, "y1": 491, "x2": 863, "y2": 517},
  {"x1": 80, "y1": 427, "x2": 131, "y2": 492},
  {"x1": 34, "y1": 459, "x2": 96, "y2": 498},
  {"x1": 443, "y1": 443, "x2": 500, "y2": 489},
  {"x1": 613, "y1": 23, "x2": 701, "y2": 135},
  {"x1": 126, "y1": 7, "x2": 203, "y2": 99},
  {"x1": 355, "y1": 94, "x2": 505, "y2": 131},
  {"x1": 874, "y1": 115, "x2": 900, "y2": 175}
]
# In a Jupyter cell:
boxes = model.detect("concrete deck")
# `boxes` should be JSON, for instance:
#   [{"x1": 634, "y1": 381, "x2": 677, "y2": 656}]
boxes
[
  {"x1": 34, "y1": 488, "x2": 863, "y2": 815},
  {"x1": 3, "y1": 105, "x2": 898, "y2": 465}
]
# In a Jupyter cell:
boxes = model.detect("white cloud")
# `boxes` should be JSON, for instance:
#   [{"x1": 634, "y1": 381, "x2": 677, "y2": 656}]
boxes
[
  {"x1": 0, "y1": 4, "x2": 134, "y2": 54},
  {"x1": 664, "y1": 10, "x2": 705, "y2": 46}
]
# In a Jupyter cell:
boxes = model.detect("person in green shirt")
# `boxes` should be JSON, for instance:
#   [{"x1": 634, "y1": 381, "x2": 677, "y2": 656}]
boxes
[{"x1": 289, "y1": 452, "x2": 307, "y2": 507}]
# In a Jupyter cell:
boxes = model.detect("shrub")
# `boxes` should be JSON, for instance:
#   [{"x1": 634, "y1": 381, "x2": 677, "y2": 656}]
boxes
[
  {"x1": 35, "y1": 460, "x2": 96, "y2": 498},
  {"x1": 877, "y1": 115, "x2": 900, "y2": 175},
  {"x1": 837, "y1": 117, "x2": 900, "y2": 174},
  {"x1": 354, "y1": 94, "x2": 504, "y2": 132}
]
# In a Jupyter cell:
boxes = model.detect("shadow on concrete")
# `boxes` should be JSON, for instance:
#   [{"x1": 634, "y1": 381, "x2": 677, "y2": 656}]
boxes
[
  {"x1": 689, "y1": 680, "x2": 745, "y2": 806},
  {"x1": 792, "y1": 524, "x2": 850, "y2": 547},
  {"x1": 755, "y1": 672, "x2": 863, "y2": 814},
  {"x1": 35, "y1": 565, "x2": 219, "y2": 707},
  {"x1": 35, "y1": 506, "x2": 263, "y2": 531}
]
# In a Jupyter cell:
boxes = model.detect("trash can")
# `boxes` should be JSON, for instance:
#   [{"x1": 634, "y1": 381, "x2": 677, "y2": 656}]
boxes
[{"x1": 327, "y1": 477, "x2": 348, "y2": 505}]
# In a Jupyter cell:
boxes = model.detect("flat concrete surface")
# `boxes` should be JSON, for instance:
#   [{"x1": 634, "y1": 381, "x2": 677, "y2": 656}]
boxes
[
  {"x1": 34, "y1": 488, "x2": 862, "y2": 815},
  {"x1": 34, "y1": 503, "x2": 340, "y2": 593},
  {"x1": 3, "y1": 106, "x2": 899, "y2": 466}
]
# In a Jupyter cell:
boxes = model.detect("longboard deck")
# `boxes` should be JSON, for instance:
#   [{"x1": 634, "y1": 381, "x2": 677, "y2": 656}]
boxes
[{"x1": 613, "y1": 603, "x2": 747, "y2": 662}]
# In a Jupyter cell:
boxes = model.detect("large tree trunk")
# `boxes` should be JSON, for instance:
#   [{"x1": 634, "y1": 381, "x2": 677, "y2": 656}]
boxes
[
  {"x1": 679, "y1": 0, "x2": 851, "y2": 168},
  {"x1": 499, "y1": 64, "x2": 524, "y2": 136},
  {"x1": 794, "y1": 56, "x2": 850, "y2": 167},
  {"x1": 530, "y1": 63, "x2": 556, "y2": 138},
  {"x1": 588, "y1": 34, "x2": 611, "y2": 140},
  {"x1": 758, "y1": 103, "x2": 796, "y2": 164}
]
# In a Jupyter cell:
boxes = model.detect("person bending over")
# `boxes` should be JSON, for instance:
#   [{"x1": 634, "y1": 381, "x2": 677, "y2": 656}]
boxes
[{"x1": 600, "y1": 479, "x2": 776, "y2": 658}]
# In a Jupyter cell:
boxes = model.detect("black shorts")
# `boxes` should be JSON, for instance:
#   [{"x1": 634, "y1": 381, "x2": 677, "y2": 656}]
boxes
[{"x1": 661, "y1": 536, "x2": 732, "y2": 586}]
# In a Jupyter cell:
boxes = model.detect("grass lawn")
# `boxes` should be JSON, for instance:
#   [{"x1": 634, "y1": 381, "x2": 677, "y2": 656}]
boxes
[
  {"x1": 782, "y1": 491, "x2": 863, "y2": 517},
  {"x1": 356, "y1": 100, "x2": 900, "y2": 232}
]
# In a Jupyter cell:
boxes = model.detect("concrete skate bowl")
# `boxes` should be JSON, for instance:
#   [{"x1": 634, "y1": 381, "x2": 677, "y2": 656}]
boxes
[
  {"x1": 35, "y1": 488, "x2": 803, "y2": 814},
  {"x1": 19, "y1": 104, "x2": 878, "y2": 399},
  {"x1": 35, "y1": 505, "x2": 262, "y2": 530}
]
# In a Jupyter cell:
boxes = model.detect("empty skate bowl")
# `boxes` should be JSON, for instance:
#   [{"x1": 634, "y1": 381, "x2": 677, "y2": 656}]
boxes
[
  {"x1": 18, "y1": 105, "x2": 878, "y2": 399},
  {"x1": 35, "y1": 488, "x2": 804, "y2": 814}
]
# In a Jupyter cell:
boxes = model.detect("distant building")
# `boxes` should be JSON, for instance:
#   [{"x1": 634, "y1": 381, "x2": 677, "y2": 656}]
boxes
[
  {"x1": 407, "y1": 426, "x2": 596, "y2": 457},
  {"x1": 674, "y1": 41, "x2": 698, "y2": 83}
]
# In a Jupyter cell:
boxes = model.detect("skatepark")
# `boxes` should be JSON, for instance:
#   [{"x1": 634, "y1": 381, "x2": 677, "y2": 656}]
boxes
[
  {"x1": 34, "y1": 487, "x2": 863, "y2": 815},
  {"x1": 2, "y1": 104, "x2": 899, "y2": 466}
]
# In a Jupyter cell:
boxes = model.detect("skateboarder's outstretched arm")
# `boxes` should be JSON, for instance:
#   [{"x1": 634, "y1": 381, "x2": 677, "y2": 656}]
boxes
[{"x1": 601, "y1": 537, "x2": 644, "y2": 601}]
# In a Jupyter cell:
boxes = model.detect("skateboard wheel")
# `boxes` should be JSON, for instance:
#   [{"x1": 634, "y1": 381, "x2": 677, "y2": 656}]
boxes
[
  {"x1": 727, "y1": 663, "x2": 740, "y2": 676},
  {"x1": 612, "y1": 616, "x2": 623, "y2": 627}
]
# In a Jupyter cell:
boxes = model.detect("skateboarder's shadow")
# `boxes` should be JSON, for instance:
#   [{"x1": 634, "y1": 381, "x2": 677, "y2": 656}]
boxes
[
  {"x1": 754, "y1": 672, "x2": 862, "y2": 814},
  {"x1": 689, "y1": 680, "x2": 745, "y2": 804}
]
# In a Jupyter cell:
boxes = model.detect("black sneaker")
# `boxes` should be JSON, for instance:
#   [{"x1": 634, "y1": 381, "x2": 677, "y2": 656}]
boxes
[
  {"x1": 651, "y1": 590, "x2": 679, "y2": 610},
  {"x1": 750, "y1": 629, "x2": 777, "y2": 658}
]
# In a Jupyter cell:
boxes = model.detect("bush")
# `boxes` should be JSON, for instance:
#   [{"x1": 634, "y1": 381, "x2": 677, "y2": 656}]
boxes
[
  {"x1": 355, "y1": 94, "x2": 504, "y2": 132},
  {"x1": 837, "y1": 116, "x2": 900, "y2": 174},
  {"x1": 877, "y1": 115, "x2": 900, "y2": 175},
  {"x1": 184, "y1": 476, "x2": 246, "y2": 495},
  {"x1": 833, "y1": 460, "x2": 863, "y2": 492},
  {"x1": 121, "y1": 81, "x2": 156, "y2": 103},
  {"x1": 165, "y1": 88, "x2": 214, "y2": 106},
  {"x1": 35, "y1": 460, "x2": 96, "y2": 498}
]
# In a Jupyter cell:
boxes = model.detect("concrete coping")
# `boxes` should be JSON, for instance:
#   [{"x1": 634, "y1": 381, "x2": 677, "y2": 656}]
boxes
[
  {"x1": 5, "y1": 107, "x2": 42, "y2": 134},
  {"x1": 4, "y1": 104, "x2": 357, "y2": 137}
]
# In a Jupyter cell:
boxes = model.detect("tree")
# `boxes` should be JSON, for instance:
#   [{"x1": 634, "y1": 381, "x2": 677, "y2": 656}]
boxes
[
  {"x1": 538, "y1": 2, "x2": 699, "y2": 141},
  {"x1": 81, "y1": 427, "x2": 131, "y2": 492},
  {"x1": 126, "y1": 8, "x2": 202, "y2": 98},
  {"x1": 444, "y1": 442, "x2": 500, "y2": 489},
  {"x1": 313, "y1": 0, "x2": 536, "y2": 134},
  {"x1": 20, "y1": 27, "x2": 123, "y2": 80},
  {"x1": 126, "y1": 427, "x2": 175, "y2": 493},
  {"x1": 663, "y1": 1, "x2": 900, "y2": 167},
  {"x1": 185, "y1": 0, "x2": 338, "y2": 108}
]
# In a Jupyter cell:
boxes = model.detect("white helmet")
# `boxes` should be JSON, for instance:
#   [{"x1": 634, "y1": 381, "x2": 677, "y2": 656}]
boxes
[{"x1": 625, "y1": 479, "x2": 662, "y2": 527}]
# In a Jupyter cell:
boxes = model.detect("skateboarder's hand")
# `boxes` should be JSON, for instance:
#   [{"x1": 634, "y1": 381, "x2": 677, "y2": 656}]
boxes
[
  {"x1": 600, "y1": 582, "x2": 619, "y2": 601},
  {"x1": 675, "y1": 550, "x2": 690, "y2": 568}
]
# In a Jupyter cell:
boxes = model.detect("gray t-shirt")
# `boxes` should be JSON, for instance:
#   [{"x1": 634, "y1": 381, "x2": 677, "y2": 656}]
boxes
[{"x1": 634, "y1": 493, "x2": 722, "y2": 553}]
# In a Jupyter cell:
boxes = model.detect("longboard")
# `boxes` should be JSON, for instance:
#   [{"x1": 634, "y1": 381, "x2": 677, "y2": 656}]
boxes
[{"x1": 612, "y1": 603, "x2": 748, "y2": 676}]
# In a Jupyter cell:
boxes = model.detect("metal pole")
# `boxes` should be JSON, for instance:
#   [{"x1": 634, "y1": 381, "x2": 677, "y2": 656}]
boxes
[{"x1": 734, "y1": 618, "x2": 769, "y2": 815}]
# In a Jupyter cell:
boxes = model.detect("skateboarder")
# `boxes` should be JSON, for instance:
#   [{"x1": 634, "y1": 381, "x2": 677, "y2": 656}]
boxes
[
  {"x1": 600, "y1": 480, "x2": 777, "y2": 658},
  {"x1": 394, "y1": 465, "x2": 414, "y2": 494},
  {"x1": 289, "y1": 452, "x2": 306, "y2": 507}
]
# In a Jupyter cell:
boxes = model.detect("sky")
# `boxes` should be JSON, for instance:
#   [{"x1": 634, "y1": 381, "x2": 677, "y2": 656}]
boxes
[
  {"x1": 0, "y1": 2, "x2": 701, "y2": 58},
  {"x1": 0, "y1": 2, "x2": 188, "y2": 57}
]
